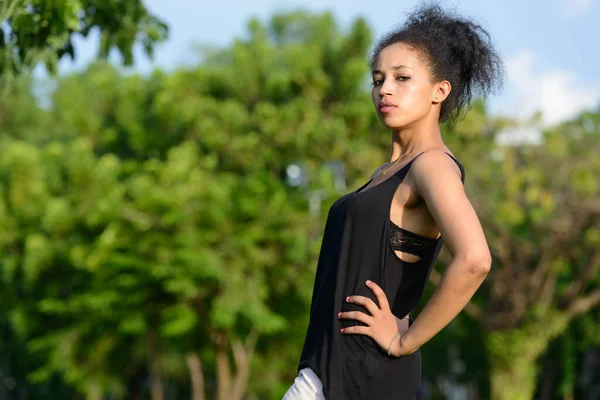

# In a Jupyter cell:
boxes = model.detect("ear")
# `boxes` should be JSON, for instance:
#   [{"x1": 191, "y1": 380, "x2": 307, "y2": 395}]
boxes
[{"x1": 432, "y1": 80, "x2": 451, "y2": 104}]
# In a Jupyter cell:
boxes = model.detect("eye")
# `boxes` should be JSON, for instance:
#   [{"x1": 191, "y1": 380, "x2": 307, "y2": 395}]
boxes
[
  {"x1": 397, "y1": 76, "x2": 410, "y2": 81},
  {"x1": 372, "y1": 79, "x2": 383, "y2": 86}
]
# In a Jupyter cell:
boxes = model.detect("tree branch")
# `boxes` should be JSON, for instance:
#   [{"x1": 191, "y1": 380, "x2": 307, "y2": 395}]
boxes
[
  {"x1": 213, "y1": 331, "x2": 232, "y2": 400},
  {"x1": 0, "y1": 0, "x2": 23, "y2": 21},
  {"x1": 528, "y1": 217, "x2": 564, "y2": 300},
  {"x1": 528, "y1": 211, "x2": 593, "y2": 306},
  {"x1": 230, "y1": 329, "x2": 259, "y2": 400},
  {"x1": 562, "y1": 250, "x2": 600, "y2": 304},
  {"x1": 575, "y1": 198, "x2": 600, "y2": 214},
  {"x1": 565, "y1": 288, "x2": 600, "y2": 317},
  {"x1": 185, "y1": 352, "x2": 206, "y2": 400},
  {"x1": 488, "y1": 231, "x2": 513, "y2": 304},
  {"x1": 538, "y1": 270, "x2": 558, "y2": 307}
]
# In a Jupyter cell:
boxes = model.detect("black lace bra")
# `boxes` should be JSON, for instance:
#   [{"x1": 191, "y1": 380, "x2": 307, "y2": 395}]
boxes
[
  {"x1": 388, "y1": 152, "x2": 464, "y2": 259},
  {"x1": 389, "y1": 221, "x2": 438, "y2": 257}
]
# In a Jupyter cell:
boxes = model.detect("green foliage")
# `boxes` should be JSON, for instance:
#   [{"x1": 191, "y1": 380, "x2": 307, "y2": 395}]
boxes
[
  {"x1": 0, "y1": 7, "x2": 598, "y2": 400},
  {"x1": 0, "y1": 0, "x2": 168, "y2": 86}
]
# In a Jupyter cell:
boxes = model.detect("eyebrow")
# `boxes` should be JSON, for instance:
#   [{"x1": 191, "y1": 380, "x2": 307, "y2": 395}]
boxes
[{"x1": 372, "y1": 65, "x2": 413, "y2": 74}]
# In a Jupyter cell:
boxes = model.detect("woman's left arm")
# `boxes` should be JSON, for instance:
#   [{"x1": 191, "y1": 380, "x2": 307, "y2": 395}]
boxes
[
  {"x1": 395, "y1": 150, "x2": 491, "y2": 356},
  {"x1": 338, "y1": 150, "x2": 491, "y2": 356}
]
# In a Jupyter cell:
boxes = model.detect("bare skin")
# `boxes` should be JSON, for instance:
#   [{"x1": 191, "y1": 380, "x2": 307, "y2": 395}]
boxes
[{"x1": 338, "y1": 42, "x2": 492, "y2": 357}]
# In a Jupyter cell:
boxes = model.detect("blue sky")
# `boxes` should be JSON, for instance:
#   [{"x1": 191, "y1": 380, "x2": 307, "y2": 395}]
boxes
[{"x1": 55, "y1": 0, "x2": 599, "y2": 127}]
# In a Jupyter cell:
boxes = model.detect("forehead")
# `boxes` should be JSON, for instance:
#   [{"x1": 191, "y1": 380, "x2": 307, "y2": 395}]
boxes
[{"x1": 372, "y1": 42, "x2": 427, "y2": 72}]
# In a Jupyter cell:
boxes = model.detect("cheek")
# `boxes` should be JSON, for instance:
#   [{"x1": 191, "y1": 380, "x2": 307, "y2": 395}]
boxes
[
  {"x1": 399, "y1": 84, "x2": 431, "y2": 111},
  {"x1": 399, "y1": 83, "x2": 422, "y2": 102}
]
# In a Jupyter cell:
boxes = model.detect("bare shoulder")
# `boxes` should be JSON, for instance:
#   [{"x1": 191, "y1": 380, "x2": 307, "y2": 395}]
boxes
[
  {"x1": 410, "y1": 149, "x2": 463, "y2": 186},
  {"x1": 409, "y1": 149, "x2": 489, "y2": 261}
]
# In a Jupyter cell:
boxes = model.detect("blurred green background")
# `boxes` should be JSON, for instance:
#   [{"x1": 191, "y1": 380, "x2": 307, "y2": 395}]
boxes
[{"x1": 0, "y1": 1, "x2": 599, "y2": 399}]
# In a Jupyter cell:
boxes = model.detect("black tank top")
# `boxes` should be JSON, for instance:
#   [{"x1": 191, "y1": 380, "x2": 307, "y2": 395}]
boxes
[{"x1": 297, "y1": 152, "x2": 465, "y2": 400}]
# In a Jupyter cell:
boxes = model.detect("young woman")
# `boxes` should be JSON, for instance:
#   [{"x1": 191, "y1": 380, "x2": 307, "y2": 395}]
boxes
[{"x1": 283, "y1": 4, "x2": 504, "y2": 400}]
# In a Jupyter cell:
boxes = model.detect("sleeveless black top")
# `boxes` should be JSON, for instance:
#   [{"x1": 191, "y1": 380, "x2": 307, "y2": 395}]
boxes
[{"x1": 297, "y1": 152, "x2": 465, "y2": 400}]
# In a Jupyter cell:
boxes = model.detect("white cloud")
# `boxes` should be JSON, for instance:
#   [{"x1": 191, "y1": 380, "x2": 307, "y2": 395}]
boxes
[
  {"x1": 495, "y1": 126, "x2": 542, "y2": 147},
  {"x1": 494, "y1": 50, "x2": 599, "y2": 127},
  {"x1": 560, "y1": 0, "x2": 592, "y2": 17}
]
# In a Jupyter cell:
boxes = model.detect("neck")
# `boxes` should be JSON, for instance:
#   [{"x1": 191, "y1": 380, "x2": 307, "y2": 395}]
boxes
[{"x1": 389, "y1": 116, "x2": 444, "y2": 161}]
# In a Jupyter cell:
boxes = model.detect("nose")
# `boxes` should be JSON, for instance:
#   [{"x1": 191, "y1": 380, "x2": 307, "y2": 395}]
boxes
[{"x1": 379, "y1": 77, "x2": 394, "y2": 97}]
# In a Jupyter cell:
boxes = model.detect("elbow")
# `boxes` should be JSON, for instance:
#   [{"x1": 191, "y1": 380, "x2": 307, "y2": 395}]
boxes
[{"x1": 461, "y1": 254, "x2": 492, "y2": 277}]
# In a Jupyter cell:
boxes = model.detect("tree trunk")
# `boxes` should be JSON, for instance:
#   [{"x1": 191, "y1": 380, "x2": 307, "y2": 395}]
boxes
[
  {"x1": 487, "y1": 329, "x2": 542, "y2": 400},
  {"x1": 230, "y1": 333, "x2": 257, "y2": 400},
  {"x1": 126, "y1": 369, "x2": 144, "y2": 400},
  {"x1": 486, "y1": 315, "x2": 569, "y2": 400},
  {"x1": 148, "y1": 332, "x2": 164, "y2": 400},
  {"x1": 489, "y1": 356, "x2": 538, "y2": 400},
  {"x1": 85, "y1": 383, "x2": 102, "y2": 400},
  {"x1": 490, "y1": 367, "x2": 536, "y2": 400},
  {"x1": 216, "y1": 343, "x2": 232, "y2": 400},
  {"x1": 186, "y1": 352, "x2": 206, "y2": 400},
  {"x1": 538, "y1": 351, "x2": 556, "y2": 400},
  {"x1": 149, "y1": 359, "x2": 164, "y2": 400},
  {"x1": 214, "y1": 330, "x2": 259, "y2": 400}
]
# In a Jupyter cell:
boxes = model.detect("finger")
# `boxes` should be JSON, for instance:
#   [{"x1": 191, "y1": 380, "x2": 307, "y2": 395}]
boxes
[
  {"x1": 366, "y1": 280, "x2": 390, "y2": 311},
  {"x1": 340, "y1": 326, "x2": 371, "y2": 336},
  {"x1": 346, "y1": 295, "x2": 379, "y2": 315},
  {"x1": 338, "y1": 311, "x2": 373, "y2": 325}
]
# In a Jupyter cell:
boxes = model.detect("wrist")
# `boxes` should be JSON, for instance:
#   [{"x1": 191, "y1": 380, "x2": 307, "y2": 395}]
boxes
[
  {"x1": 387, "y1": 332, "x2": 402, "y2": 357},
  {"x1": 389, "y1": 333, "x2": 410, "y2": 357},
  {"x1": 398, "y1": 330, "x2": 418, "y2": 355}
]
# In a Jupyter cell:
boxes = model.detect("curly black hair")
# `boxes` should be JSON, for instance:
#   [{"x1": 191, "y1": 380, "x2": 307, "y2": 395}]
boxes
[{"x1": 369, "y1": 3, "x2": 505, "y2": 122}]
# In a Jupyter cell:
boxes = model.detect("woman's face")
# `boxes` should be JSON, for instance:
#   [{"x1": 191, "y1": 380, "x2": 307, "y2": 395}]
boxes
[{"x1": 371, "y1": 42, "x2": 442, "y2": 130}]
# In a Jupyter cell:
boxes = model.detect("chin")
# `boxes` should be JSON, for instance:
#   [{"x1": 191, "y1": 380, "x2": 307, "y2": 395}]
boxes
[{"x1": 379, "y1": 115, "x2": 407, "y2": 130}]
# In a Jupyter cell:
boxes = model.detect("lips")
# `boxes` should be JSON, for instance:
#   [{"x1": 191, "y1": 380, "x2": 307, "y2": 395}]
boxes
[{"x1": 379, "y1": 102, "x2": 396, "y2": 113}]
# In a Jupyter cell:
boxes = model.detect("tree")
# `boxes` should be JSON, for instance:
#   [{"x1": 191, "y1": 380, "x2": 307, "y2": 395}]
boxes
[
  {"x1": 0, "y1": 8, "x2": 598, "y2": 400},
  {"x1": 535, "y1": 307, "x2": 600, "y2": 400},
  {"x1": 142, "y1": 12, "x2": 379, "y2": 399},
  {"x1": 443, "y1": 107, "x2": 600, "y2": 400},
  {"x1": 0, "y1": 0, "x2": 167, "y2": 85}
]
